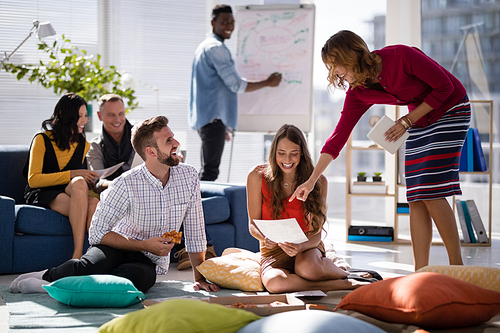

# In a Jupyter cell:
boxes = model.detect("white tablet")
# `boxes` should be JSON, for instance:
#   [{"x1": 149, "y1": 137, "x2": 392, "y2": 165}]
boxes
[{"x1": 367, "y1": 115, "x2": 409, "y2": 154}]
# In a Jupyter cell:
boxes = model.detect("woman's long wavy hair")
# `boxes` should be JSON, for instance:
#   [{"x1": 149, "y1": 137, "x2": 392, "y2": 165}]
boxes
[
  {"x1": 321, "y1": 30, "x2": 378, "y2": 89},
  {"x1": 262, "y1": 124, "x2": 326, "y2": 236},
  {"x1": 41, "y1": 93, "x2": 87, "y2": 151}
]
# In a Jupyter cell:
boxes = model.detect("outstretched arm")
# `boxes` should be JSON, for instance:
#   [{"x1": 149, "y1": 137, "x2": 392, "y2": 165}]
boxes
[
  {"x1": 290, "y1": 153, "x2": 333, "y2": 202},
  {"x1": 245, "y1": 72, "x2": 282, "y2": 92}
]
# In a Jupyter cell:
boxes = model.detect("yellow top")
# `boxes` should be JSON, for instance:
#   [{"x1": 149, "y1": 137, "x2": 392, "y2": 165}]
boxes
[{"x1": 27, "y1": 131, "x2": 90, "y2": 188}]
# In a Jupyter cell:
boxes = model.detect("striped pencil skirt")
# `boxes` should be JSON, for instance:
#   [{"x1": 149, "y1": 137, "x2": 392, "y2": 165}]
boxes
[{"x1": 405, "y1": 95, "x2": 471, "y2": 202}]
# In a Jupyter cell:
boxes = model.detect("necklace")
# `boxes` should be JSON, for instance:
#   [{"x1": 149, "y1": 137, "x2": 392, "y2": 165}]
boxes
[{"x1": 283, "y1": 180, "x2": 295, "y2": 189}]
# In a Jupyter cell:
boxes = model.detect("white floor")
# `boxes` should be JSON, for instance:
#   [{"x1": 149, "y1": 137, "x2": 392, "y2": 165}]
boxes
[{"x1": 1, "y1": 218, "x2": 498, "y2": 332}]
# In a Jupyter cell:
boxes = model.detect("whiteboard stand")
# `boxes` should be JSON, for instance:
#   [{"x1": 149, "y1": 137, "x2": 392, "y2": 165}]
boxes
[
  {"x1": 227, "y1": 129, "x2": 235, "y2": 183},
  {"x1": 234, "y1": 4, "x2": 315, "y2": 133}
]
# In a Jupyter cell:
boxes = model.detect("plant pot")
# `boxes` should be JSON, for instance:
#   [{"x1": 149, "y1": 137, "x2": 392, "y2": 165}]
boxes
[
  {"x1": 84, "y1": 104, "x2": 93, "y2": 133},
  {"x1": 372, "y1": 176, "x2": 382, "y2": 182},
  {"x1": 357, "y1": 176, "x2": 367, "y2": 182}
]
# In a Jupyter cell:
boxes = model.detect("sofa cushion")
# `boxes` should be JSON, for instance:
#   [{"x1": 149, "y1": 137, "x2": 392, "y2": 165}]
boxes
[
  {"x1": 202, "y1": 196, "x2": 230, "y2": 225},
  {"x1": 15, "y1": 205, "x2": 73, "y2": 235},
  {"x1": 0, "y1": 145, "x2": 29, "y2": 204}
]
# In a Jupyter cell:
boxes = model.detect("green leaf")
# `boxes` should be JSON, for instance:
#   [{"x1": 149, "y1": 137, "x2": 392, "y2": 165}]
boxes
[{"x1": 2, "y1": 34, "x2": 137, "y2": 110}]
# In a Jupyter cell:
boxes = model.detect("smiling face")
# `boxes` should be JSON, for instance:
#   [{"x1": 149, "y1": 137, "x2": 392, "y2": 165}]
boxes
[
  {"x1": 333, "y1": 64, "x2": 355, "y2": 85},
  {"x1": 76, "y1": 105, "x2": 88, "y2": 133},
  {"x1": 276, "y1": 137, "x2": 301, "y2": 175},
  {"x1": 152, "y1": 126, "x2": 180, "y2": 167},
  {"x1": 212, "y1": 12, "x2": 234, "y2": 40},
  {"x1": 98, "y1": 100, "x2": 126, "y2": 139}
]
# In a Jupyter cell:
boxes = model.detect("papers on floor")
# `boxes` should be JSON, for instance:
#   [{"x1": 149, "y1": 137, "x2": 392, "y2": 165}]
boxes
[
  {"x1": 290, "y1": 290, "x2": 327, "y2": 298},
  {"x1": 93, "y1": 162, "x2": 124, "y2": 179},
  {"x1": 253, "y1": 218, "x2": 308, "y2": 244},
  {"x1": 367, "y1": 115, "x2": 409, "y2": 154}
]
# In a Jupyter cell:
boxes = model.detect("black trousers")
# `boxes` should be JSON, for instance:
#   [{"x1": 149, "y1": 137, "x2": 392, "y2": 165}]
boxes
[
  {"x1": 198, "y1": 119, "x2": 227, "y2": 181},
  {"x1": 42, "y1": 244, "x2": 157, "y2": 293}
]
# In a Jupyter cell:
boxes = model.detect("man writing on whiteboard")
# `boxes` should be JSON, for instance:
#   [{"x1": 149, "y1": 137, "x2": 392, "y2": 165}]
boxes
[{"x1": 189, "y1": 4, "x2": 282, "y2": 181}]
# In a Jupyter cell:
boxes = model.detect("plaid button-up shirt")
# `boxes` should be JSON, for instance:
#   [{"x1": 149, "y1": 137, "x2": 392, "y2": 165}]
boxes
[{"x1": 89, "y1": 163, "x2": 206, "y2": 274}]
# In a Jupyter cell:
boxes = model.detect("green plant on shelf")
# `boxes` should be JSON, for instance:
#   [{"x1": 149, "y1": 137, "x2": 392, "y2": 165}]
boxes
[
  {"x1": 373, "y1": 171, "x2": 383, "y2": 182},
  {"x1": 357, "y1": 172, "x2": 367, "y2": 182}
]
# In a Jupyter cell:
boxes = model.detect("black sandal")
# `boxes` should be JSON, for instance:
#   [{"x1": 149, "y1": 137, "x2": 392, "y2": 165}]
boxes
[
  {"x1": 348, "y1": 268, "x2": 383, "y2": 281},
  {"x1": 346, "y1": 274, "x2": 380, "y2": 283}
]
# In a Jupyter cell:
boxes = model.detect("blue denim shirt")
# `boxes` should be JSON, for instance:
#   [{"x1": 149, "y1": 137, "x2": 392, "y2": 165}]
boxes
[{"x1": 189, "y1": 33, "x2": 248, "y2": 130}]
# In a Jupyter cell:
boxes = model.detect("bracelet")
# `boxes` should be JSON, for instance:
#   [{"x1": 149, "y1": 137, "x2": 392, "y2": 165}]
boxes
[
  {"x1": 398, "y1": 118, "x2": 410, "y2": 130},
  {"x1": 398, "y1": 116, "x2": 412, "y2": 130}
]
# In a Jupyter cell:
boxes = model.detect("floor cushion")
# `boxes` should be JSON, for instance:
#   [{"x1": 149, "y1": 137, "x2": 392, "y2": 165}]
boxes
[
  {"x1": 335, "y1": 272, "x2": 500, "y2": 329},
  {"x1": 416, "y1": 265, "x2": 500, "y2": 292},
  {"x1": 236, "y1": 309, "x2": 386, "y2": 333}
]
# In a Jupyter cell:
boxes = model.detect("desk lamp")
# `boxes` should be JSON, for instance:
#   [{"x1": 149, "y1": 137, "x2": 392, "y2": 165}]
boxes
[{"x1": 1, "y1": 20, "x2": 56, "y2": 70}]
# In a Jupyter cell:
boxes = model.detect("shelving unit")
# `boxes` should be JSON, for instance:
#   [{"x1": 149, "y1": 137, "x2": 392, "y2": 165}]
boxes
[
  {"x1": 345, "y1": 134, "x2": 400, "y2": 243},
  {"x1": 451, "y1": 100, "x2": 493, "y2": 246},
  {"x1": 345, "y1": 100, "x2": 493, "y2": 246}
]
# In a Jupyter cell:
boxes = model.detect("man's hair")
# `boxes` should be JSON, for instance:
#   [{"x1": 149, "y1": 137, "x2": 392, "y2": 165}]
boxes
[
  {"x1": 131, "y1": 116, "x2": 169, "y2": 160},
  {"x1": 98, "y1": 94, "x2": 124, "y2": 111},
  {"x1": 212, "y1": 4, "x2": 232, "y2": 21}
]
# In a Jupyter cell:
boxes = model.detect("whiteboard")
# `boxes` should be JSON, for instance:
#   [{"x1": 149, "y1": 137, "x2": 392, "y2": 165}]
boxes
[{"x1": 234, "y1": 4, "x2": 315, "y2": 132}]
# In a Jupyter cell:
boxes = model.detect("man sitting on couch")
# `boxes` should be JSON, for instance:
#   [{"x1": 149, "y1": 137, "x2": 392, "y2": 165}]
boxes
[
  {"x1": 89, "y1": 95, "x2": 216, "y2": 270},
  {"x1": 9, "y1": 116, "x2": 220, "y2": 293},
  {"x1": 87, "y1": 94, "x2": 135, "y2": 194}
]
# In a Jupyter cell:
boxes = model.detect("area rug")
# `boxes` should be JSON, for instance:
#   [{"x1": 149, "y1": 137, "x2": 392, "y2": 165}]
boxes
[
  {"x1": 2, "y1": 281, "x2": 500, "y2": 333},
  {"x1": 0, "y1": 280, "x2": 241, "y2": 333}
]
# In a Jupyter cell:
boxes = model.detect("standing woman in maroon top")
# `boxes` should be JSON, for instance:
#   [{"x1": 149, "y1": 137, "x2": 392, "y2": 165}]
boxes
[
  {"x1": 247, "y1": 124, "x2": 378, "y2": 293},
  {"x1": 291, "y1": 30, "x2": 471, "y2": 271}
]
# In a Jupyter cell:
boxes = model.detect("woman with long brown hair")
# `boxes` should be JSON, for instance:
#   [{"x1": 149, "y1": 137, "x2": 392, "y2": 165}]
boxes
[
  {"x1": 247, "y1": 124, "x2": 377, "y2": 293},
  {"x1": 291, "y1": 30, "x2": 470, "y2": 271}
]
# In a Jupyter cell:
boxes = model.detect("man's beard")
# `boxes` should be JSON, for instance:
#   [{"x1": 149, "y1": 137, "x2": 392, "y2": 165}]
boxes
[{"x1": 157, "y1": 149, "x2": 179, "y2": 166}]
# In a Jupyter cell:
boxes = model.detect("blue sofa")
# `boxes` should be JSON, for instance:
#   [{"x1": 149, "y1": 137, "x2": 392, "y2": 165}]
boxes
[{"x1": 0, "y1": 145, "x2": 258, "y2": 274}]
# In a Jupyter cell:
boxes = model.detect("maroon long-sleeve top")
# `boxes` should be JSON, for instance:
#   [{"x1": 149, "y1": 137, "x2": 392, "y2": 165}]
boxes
[{"x1": 321, "y1": 44, "x2": 466, "y2": 159}]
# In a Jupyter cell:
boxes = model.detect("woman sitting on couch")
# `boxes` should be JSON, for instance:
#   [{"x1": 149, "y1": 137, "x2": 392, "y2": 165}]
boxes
[{"x1": 24, "y1": 93, "x2": 100, "y2": 259}]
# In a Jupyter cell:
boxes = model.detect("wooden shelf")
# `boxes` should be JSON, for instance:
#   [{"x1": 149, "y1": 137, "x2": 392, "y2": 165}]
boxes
[
  {"x1": 345, "y1": 101, "x2": 493, "y2": 247},
  {"x1": 345, "y1": 127, "x2": 397, "y2": 243},
  {"x1": 348, "y1": 193, "x2": 393, "y2": 197}
]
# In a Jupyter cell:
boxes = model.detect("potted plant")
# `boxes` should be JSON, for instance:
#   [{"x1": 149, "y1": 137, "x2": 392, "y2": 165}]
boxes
[
  {"x1": 357, "y1": 172, "x2": 367, "y2": 182},
  {"x1": 373, "y1": 172, "x2": 383, "y2": 182},
  {"x1": 2, "y1": 35, "x2": 138, "y2": 131}
]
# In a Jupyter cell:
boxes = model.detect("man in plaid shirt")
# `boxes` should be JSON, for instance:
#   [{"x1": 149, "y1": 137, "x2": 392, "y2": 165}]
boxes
[{"x1": 10, "y1": 116, "x2": 220, "y2": 293}]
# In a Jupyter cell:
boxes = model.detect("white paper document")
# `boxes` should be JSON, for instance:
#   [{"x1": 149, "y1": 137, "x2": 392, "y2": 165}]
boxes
[
  {"x1": 291, "y1": 290, "x2": 327, "y2": 298},
  {"x1": 131, "y1": 152, "x2": 144, "y2": 168},
  {"x1": 93, "y1": 162, "x2": 124, "y2": 179},
  {"x1": 367, "y1": 115, "x2": 410, "y2": 154},
  {"x1": 253, "y1": 218, "x2": 308, "y2": 244}
]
